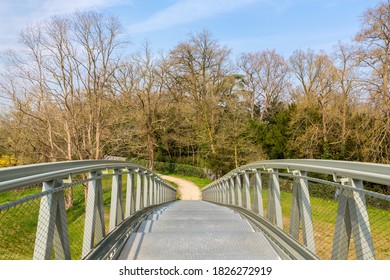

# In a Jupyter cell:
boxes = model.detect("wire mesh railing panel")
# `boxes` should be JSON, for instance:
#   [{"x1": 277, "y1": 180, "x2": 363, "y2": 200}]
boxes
[
  {"x1": 307, "y1": 182, "x2": 338, "y2": 260},
  {"x1": 0, "y1": 196, "x2": 41, "y2": 259},
  {"x1": 203, "y1": 161, "x2": 390, "y2": 260},
  {"x1": 0, "y1": 163, "x2": 176, "y2": 260},
  {"x1": 65, "y1": 183, "x2": 87, "y2": 259},
  {"x1": 102, "y1": 176, "x2": 113, "y2": 234},
  {"x1": 365, "y1": 197, "x2": 390, "y2": 259}
]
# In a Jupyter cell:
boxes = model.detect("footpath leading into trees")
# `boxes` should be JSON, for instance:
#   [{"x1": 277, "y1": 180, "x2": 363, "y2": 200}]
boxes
[{"x1": 159, "y1": 175, "x2": 202, "y2": 200}]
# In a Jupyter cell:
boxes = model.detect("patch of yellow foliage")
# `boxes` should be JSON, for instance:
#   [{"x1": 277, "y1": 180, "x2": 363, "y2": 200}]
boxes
[{"x1": 0, "y1": 155, "x2": 15, "y2": 167}]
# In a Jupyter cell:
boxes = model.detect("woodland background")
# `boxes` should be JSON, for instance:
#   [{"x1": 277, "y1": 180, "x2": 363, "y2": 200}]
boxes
[{"x1": 1, "y1": 1, "x2": 390, "y2": 175}]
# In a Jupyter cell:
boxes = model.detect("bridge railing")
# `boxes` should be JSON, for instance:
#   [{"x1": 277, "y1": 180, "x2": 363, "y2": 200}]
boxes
[
  {"x1": 0, "y1": 160, "x2": 176, "y2": 260},
  {"x1": 202, "y1": 159, "x2": 390, "y2": 260}
]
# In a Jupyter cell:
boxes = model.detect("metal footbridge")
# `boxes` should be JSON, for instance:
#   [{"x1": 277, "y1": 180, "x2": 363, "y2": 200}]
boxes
[
  {"x1": 0, "y1": 159, "x2": 389, "y2": 260},
  {"x1": 118, "y1": 201, "x2": 282, "y2": 260}
]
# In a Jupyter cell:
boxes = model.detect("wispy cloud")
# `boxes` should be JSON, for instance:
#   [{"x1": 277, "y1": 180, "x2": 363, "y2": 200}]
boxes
[
  {"x1": 0, "y1": 0, "x2": 125, "y2": 51},
  {"x1": 127, "y1": 0, "x2": 261, "y2": 34},
  {"x1": 39, "y1": 0, "x2": 124, "y2": 17}
]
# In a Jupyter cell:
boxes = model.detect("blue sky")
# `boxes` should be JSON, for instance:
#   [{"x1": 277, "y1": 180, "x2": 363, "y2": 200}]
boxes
[{"x1": 0, "y1": 0, "x2": 380, "y2": 57}]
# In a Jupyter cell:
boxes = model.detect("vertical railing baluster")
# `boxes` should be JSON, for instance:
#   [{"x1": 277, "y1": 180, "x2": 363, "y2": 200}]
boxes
[
  {"x1": 125, "y1": 171, "x2": 134, "y2": 218},
  {"x1": 236, "y1": 174, "x2": 242, "y2": 207},
  {"x1": 332, "y1": 178, "x2": 374, "y2": 260},
  {"x1": 149, "y1": 176, "x2": 154, "y2": 206},
  {"x1": 230, "y1": 177, "x2": 235, "y2": 205},
  {"x1": 224, "y1": 180, "x2": 230, "y2": 204},
  {"x1": 220, "y1": 184, "x2": 224, "y2": 203},
  {"x1": 157, "y1": 180, "x2": 161, "y2": 204},
  {"x1": 243, "y1": 172, "x2": 251, "y2": 210},
  {"x1": 34, "y1": 178, "x2": 70, "y2": 260},
  {"x1": 109, "y1": 169, "x2": 124, "y2": 232},
  {"x1": 135, "y1": 171, "x2": 142, "y2": 212},
  {"x1": 266, "y1": 168, "x2": 283, "y2": 229},
  {"x1": 253, "y1": 170, "x2": 264, "y2": 217},
  {"x1": 143, "y1": 172, "x2": 149, "y2": 208},
  {"x1": 289, "y1": 170, "x2": 315, "y2": 253},
  {"x1": 82, "y1": 171, "x2": 105, "y2": 258},
  {"x1": 154, "y1": 179, "x2": 158, "y2": 205}
]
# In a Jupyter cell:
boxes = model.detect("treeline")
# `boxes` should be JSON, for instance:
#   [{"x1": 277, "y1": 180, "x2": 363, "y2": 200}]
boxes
[{"x1": 1, "y1": 1, "x2": 390, "y2": 175}]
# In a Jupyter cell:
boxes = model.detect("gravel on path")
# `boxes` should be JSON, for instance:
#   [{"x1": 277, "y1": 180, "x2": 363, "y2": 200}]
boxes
[{"x1": 160, "y1": 175, "x2": 202, "y2": 200}]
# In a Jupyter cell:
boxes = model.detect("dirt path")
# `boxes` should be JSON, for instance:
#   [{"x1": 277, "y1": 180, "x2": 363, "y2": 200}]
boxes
[{"x1": 160, "y1": 175, "x2": 202, "y2": 200}]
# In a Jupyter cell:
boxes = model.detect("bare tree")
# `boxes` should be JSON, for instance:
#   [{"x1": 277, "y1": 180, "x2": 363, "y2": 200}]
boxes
[
  {"x1": 238, "y1": 49, "x2": 289, "y2": 120},
  {"x1": 0, "y1": 11, "x2": 126, "y2": 162},
  {"x1": 167, "y1": 30, "x2": 232, "y2": 160},
  {"x1": 355, "y1": 0, "x2": 390, "y2": 162},
  {"x1": 332, "y1": 43, "x2": 361, "y2": 158},
  {"x1": 289, "y1": 49, "x2": 337, "y2": 158}
]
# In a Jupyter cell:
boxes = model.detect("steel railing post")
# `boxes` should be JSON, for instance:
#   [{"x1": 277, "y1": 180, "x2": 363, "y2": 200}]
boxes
[
  {"x1": 243, "y1": 172, "x2": 251, "y2": 210},
  {"x1": 253, "y1": 170, "x2": 264, "y2": 217},
  {"x1": 266, "y1": 168, "x2": 283, "y2": 229},
  {"x1": 235, "y1": 175, "x2": 242, "y2": 207},
  {"x1": 332, "y1": 178, "x2": 374, "y2": 260},
  {"x1": 125, "y1": 172, "x2": 134, "y2": 217},
  {"x1": 135, "y1": 171, "x2": 142, "y2": 212},
  {"x1": 109, "y1": 169, "x2": 124, "y2": 232},
  {"x1": 156, "y1": 180, "x2": 161, "y2": 204},
  {"x1": 289, "y1": 170, "x2": 315, "y2": 253},
  {"x1": 82, "y1": 171, "x2": 106, "y2": 258},
  {"x1": 154, "y1": 179, "x2": 158, "y2": 205},
  {"x1": 229, "y1": 177, "x2": 235, "y2": 205},
  {"x1": 149, "y1": 176, "x2": 154, "y2": 206},
  {"x1": 143, "y1": 172, "x2": 149, "y2": 208},
  {"x1": 224, "y1": 180, "x2": 230, "y2": 204},
  {"x1": 33, "y1": 178, "x2": 70, "y2": 260}
]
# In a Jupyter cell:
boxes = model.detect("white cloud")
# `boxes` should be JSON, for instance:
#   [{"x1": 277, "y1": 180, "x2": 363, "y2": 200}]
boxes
[
  {"x1": 0, "y1": 0, "x2": 126, "y2": 51},
  {"x1": 127, "y1": 0, "x2": 260, "y2": 34},
  {"x1": 40, "y1": 0, "x2": 124, "y2": 17}
]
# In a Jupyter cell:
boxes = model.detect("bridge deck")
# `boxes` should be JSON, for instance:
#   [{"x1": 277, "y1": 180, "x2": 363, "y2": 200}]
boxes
[{"x1": 117, "y1": 201, "x2": 281, "y2": 260}]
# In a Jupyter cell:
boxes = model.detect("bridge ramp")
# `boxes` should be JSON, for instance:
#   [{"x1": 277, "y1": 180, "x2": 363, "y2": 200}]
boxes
[{"x1": 118, "y1": 201, "x2": 281, "y2": 260}]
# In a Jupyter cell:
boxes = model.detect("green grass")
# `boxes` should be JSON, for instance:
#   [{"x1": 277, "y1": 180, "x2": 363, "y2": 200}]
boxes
[
  {"x1": 1, "y1": 172, "x2": 389, "y2": 260},
  {"x1": 0, "y1": 187, "x2": 41, "y2": 205},
  {"x1": 0, "y1": 177, "x2": 116, "y2": 260},
  {"x1": 258, "y1": 188, "x2": 390, "y2": 260}
]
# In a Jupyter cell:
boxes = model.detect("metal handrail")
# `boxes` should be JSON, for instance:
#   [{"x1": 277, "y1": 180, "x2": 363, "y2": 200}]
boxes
[
  {"x1": 0, "y1": 160, "x2": 174, "y2": 192},
  {"x1": 0, "y1": 160, "x2": 176, "y2": 260},
  {"x1": 202, "y1": 159, "x2": 390, "y2": 260},
  {"x1": 203, "y1": 159, "x2": 390, "y2": 189}
]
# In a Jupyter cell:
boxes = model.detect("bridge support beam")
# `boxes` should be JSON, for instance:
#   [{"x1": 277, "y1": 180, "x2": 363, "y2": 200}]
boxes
[
  {"x1": 266, "y1": 169, "x2": 283, "y2": 229},
  {"x1": 243, "y1": 173, "x2": 251, "y2": 210},
  {"x1": 34, "y1": 179, "x2": 70, "y2": 260},
  {"x1": 135, "y1": 172, "x2": 142, "y2": 211},
  {"x1": 156, "y1": 179, "x2": 163, "y2": 204},
  {"x1": 221, "y1": 183, "x2": 226, "y2": 204},
  {"x1": 224, "y1": 180, "x2": 230, "y2": 204},
  {"x1": 82, "y1": 171, "x2": 106, "y2": 258},
  {"x1": 289, "y1": 170, "x2": 315, "y2": 254},
  {"x1": 143, "y1": 173, "x2": 149, "y2": 208},
  {"x1": 229, "y1": 177, "x2": 235, "y2": 205},
  {"x1": 235, "y1": 175, "x2": 242, "y2": 207},
  {"x1": 252, "y1": 171, "x2": 264, "y2": 217},
  {"x1": 109, "y1": 169, "x2": 124, "y2": 232},
  {"x1": 125, "y1": 172, "x2": 134, "y2": 218},
  {"x1": 332, "y1": 178, "x2": 374, "y2": 260},
  {"x1": 154, "y1": 179, "x2": 158, "y2": 205},
  {"x1": 149, "y1": 176, "x2": 154, "y2": 206}
]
